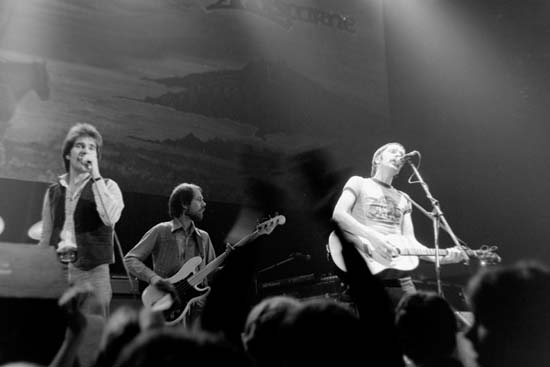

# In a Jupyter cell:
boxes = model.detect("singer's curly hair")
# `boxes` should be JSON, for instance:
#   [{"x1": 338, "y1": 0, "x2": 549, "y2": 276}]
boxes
[
  {"x1": 62, "y1": 122, "x2": 103, "y2": 172},
  {"x1": 370, "y1": 142, "x2": 405, "y2": 176}
]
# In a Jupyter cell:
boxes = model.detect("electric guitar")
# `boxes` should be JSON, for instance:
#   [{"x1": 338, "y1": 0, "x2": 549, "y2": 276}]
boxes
[
  {"x1": 141, "y1": 214, "x2": 286, "y2": 325},
  {"x1": 327, "y1": 231, "x2": 501, "y2": 275}
]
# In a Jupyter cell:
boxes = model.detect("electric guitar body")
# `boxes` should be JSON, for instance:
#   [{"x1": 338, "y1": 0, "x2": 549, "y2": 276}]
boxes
[{"x1": 141, "y1": 256, "x2": 209, "y2": 325}]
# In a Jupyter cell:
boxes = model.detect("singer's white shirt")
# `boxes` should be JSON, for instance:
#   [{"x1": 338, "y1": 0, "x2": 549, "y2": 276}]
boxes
[{"x1": 38, "y1": 173, "x2": 124, "y2": 247}]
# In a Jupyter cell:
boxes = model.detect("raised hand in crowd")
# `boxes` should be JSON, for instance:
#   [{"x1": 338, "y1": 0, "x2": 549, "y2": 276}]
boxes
[{"x1": 49, "y1": 282, "x2": 93, "y2": 367}]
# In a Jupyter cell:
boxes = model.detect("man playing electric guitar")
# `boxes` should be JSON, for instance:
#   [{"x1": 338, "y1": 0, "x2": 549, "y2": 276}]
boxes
[
  {"x1": 331, "y1": 142, "x2": 467, "y2": 305},
  {"x1": 124, "y1": 182, "x2": 216, "y2": 327}
]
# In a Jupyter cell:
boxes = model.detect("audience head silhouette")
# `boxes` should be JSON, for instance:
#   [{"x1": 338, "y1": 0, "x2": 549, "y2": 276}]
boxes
[
  {"x1": 466, "y1": 261, "x2": 550, "y2": 367},
  {"x1": 115, "y1": 327, "x2": 249, "y2": 367},
  {"x1": 241, "y1": 295, "x2": 301, "y2": 367},
  {"x1": 283, "y1": 298, "x2": 363, "y2": 367},
  {"x1": 395, "y1": 291, "x2": 462, "y2": 367}
]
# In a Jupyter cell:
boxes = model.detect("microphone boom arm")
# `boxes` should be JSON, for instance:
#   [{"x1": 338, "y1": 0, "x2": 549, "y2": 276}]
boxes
[
  {"x1": 405, "y1": 159, "x2": 470, "y2": 296},
  {"x1": 407, "y1": 196, "x2": 469, "y2": 248}
]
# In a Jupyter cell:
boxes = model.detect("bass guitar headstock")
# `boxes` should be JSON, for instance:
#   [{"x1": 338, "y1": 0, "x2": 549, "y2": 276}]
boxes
[{"x1": 256, "y1": 213, "x2": 286, "y2": 235}]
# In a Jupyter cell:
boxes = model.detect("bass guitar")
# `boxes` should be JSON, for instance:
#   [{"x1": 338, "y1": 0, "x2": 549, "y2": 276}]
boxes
[
  {"x1": 327, "y1": 231, "x2": 500, "y2": 275},
  {"x1": 142, "y1": 214, "x2": 286, "y2": 325}
]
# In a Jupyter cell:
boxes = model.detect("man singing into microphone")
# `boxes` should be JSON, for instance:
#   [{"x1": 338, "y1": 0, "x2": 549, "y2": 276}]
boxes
[
  {"x1": 39, "y1": 122, "x2": 124, "y2": 325},
  {"x1": 331, "y1": 142, "x2": 466, "y2": 305}
]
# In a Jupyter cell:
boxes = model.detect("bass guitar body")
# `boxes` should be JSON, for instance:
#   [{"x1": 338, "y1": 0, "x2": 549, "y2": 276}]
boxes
[{"x1": 141, "y1": 256, "x2": 209, "y2": 326}]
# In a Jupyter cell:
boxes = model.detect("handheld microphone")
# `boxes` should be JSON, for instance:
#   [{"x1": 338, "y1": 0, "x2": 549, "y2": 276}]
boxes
[
  {"x1": 398, "y1": 150, "x2": 420, "y2": 163},
  {"x1": 79, "y1": 156, "x2": 93, "y2": 170}
]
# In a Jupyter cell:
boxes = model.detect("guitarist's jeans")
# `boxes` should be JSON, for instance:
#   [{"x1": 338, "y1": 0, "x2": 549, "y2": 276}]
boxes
[{"x1": 333, "y1": 266, "x2": 417, "y2": 309}]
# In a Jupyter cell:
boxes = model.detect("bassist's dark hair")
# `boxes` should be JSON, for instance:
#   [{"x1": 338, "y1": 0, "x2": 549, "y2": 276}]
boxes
[{"x1": 169, "y1": 183, "x2": 202, "y2": 219}]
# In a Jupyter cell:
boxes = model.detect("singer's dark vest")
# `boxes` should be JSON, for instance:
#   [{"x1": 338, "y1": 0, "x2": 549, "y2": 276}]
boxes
[{"x1": 48, "y1": 179, "x2": 114, "y2": 270}]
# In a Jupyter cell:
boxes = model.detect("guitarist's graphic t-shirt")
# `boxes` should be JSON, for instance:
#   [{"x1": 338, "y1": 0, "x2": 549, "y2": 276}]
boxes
[
  {"x1": 344, "y1": 176, "x2": 412, "y2": 236},
  {"x1": 342, "y1": 176, "x2": 415, "y2": 301}
]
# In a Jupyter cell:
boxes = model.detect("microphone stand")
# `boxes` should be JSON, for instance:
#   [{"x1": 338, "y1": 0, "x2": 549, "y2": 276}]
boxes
[
  {"x1": 407, "y1": 197, "x2": 469, "y2": 248},
  {"x1": 255, "y1": 254, "x2": 301, "y2": 298},
  {"x1": 258, "y1": 254, "x2": 298, "y2": 274},
  {"x1": 404, "y1": 158, "x2": 469, "y2": 296}
]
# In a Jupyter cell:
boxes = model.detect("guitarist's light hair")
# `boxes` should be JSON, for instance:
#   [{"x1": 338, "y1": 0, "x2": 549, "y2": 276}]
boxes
[
  {"x1": 371, "y1": 142, "x2": 405, "y2": 176},
  {"x1": 169, "y1": 183, "x2": 202, "y2": 219}
]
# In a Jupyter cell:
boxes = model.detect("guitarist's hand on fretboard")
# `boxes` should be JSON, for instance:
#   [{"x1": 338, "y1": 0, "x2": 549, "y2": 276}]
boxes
[{"x1": 439, "y1": 246, "x2": 469, "y2": 264}]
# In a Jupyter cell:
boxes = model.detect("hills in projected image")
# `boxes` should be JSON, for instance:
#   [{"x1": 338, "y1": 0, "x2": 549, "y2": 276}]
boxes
[
  {"x1": 138, "y1": 59, "x2": 384, "y2": 138},
  {"x1": 0, "y1": 55, "x2": 385, "y2": 203},
  {"x1": 0, "y1": 0, "x2": 389, "y2": 204}
]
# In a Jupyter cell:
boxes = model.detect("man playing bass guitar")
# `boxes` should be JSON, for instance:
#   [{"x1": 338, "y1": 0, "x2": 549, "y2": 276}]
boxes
[
  {"x1": 331, "y1": 142, "x2": 467, "y2": 305},
  {"x1": 124, "y1": 182, "x2": 215, "y2": 327}
]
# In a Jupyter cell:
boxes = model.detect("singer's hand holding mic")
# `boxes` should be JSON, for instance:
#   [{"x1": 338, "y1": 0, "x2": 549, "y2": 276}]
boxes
[{"x1": 79, "y1": 152, "x2": 100, "y2": 178}]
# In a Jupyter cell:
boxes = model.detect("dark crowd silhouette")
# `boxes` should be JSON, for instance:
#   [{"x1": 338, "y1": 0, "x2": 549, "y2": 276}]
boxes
[{"x1": 1, "y1": 224, "x2": 549, "y2": 367}]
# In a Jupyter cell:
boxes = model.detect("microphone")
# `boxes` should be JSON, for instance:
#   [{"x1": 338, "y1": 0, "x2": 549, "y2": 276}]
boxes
[
  {"x1": 291, "y1": 252, "x2": 311, "y2": 261},
  {"x1": 79, "y1": 156, "x2": 93, "y2": 170},
  {"x1": 398, "y1": 150, "x2": 419, "y2": 163}
]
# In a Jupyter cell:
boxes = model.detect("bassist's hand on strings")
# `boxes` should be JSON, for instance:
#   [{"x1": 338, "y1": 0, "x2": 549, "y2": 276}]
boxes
[{"x1": 151, "y1": 277, "x2": 181, "y2": 306}]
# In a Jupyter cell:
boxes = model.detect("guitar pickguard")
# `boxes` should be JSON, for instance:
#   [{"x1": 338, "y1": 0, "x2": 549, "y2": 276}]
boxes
[
  {"x1": 162, "y1": 284, "x2": 210, "y2": 324},
  {"x1": 142, "y1": 256, "x2": 208, "y2": 325}
]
